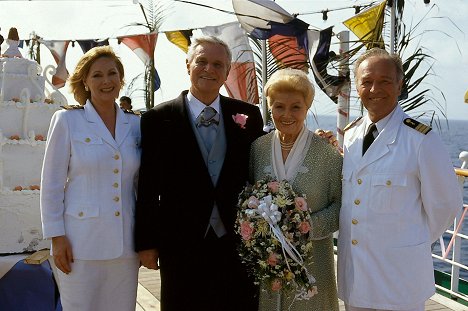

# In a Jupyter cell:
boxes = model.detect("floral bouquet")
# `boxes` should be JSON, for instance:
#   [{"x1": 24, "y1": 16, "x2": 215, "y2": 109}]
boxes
[{"x1": 235, "y1": 176, "x2": 317, "y2": 299}]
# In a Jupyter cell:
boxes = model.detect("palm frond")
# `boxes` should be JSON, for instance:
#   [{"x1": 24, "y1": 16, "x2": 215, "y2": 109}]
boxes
[
  {"x1": 128, "y1": 0, "x2": 167, "y2": 109},
  {"x1": 125, "y1": 73, "x2": 144, "y2": 98}
]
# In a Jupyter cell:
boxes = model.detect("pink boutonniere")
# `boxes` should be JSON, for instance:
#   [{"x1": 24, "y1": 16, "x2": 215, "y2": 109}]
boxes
[{"x1": 232, "y1": 113, "x2": 248, "y2": 129}]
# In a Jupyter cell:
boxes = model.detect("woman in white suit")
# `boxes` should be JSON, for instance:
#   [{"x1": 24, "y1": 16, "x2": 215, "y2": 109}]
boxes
[{"x1": 40, "y1": 46, "x2": 141, "y2": 311}]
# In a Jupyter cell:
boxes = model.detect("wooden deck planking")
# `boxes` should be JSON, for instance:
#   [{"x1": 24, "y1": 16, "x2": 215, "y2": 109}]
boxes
[
  {"x1": 136, "y1": 279, "x2": 160, "y2": 310},
  {"x1": 136, "y1": 267, "x2": 463, "y2": 311}
]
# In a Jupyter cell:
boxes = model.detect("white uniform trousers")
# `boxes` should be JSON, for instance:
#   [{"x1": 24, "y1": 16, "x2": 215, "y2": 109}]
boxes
[
  {"x1": 56, "y1": 257, "x2": 139, "y2": 311},
  {"x1": 345, "y1": 304, "x2": 425, "y2": 311}
]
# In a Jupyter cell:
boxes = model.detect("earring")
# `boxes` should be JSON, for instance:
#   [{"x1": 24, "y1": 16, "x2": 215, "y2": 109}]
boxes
[{"x1": 84, "y1": 85, "x2": 89, "y2": 91}]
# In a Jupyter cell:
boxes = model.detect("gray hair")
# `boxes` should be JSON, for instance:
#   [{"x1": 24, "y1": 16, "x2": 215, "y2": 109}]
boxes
[
  {"x1": 353, "y1": 48, "x2": 404, "y2": 83},
  {"x1": 186, "y1": 35, "x2": 232, "y2": 67}
]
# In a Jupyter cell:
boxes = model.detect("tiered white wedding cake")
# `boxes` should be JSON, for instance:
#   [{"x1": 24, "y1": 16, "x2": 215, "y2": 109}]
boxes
[{"x1": 0, "y1": 57, "x2": 64, "y2": 253}]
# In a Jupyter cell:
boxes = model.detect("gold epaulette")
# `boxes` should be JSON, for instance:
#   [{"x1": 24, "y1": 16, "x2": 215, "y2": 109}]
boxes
[
  {"x1": 343, "y1": 116, "x2": 363, "y2": 132},
  {"x1": 61, "y1": 105, "x2": 84, "y2": 110},
  {"x1": 122, "y1": 109, "x2": 140, "y2": 115},
  {"x1": 403, "y1": 118, "x2": 431, "y2": 135}
]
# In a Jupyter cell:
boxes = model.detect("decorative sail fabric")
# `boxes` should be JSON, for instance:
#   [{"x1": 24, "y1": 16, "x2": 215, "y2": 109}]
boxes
[
  {"x1": 308, "y1": 27, "x2": 348, "y2": 103},
  {"x1": 343, "y1": 0, "x2": 386, "y2": 49},
  {"x1": 201, "y1": 22, "x2": 259, "y2": 104},
  {"x1": 76, "y1": 40, "x2": 109, "y2": 54},
  {"x1": 120, "y1": 34, "x2": 161, "y2": 91},
  {"x1": 40, "y1": 40, "x2": 70, "y2": 88},
  {"x1": 232, "y1": 0, "x2": 308, "y2": 40},
  {"x1": 165, "y1": 30, "x2": 192, "y2": 53},
  {"x1": 268, "y1": 34, "x2": 308, "y2": 71},
  {"x1": 232, "y1": 0, "x2": 295, "y2": 39}
]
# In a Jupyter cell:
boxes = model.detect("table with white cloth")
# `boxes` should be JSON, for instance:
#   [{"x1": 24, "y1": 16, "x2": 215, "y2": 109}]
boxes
[{"x1": 0, "y1": 254, "x2": 61, "y2": 311}]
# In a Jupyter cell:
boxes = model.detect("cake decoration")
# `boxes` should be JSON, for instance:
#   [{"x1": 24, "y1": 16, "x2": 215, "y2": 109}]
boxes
[{"x1": 0, "y1": 52, "x2": 65, "y2": 253}]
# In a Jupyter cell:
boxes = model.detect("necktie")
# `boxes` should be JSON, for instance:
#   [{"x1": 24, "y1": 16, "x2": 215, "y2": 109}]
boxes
[
  {"x1": 196, "y1": 107, "x2": 219, "y2": 127},
  {"x1": 362, "y1": 123, "x2": 377, "y2": 155},
  {"x1": 196, "y1": 107, "x2": 219, "y2": 152}
]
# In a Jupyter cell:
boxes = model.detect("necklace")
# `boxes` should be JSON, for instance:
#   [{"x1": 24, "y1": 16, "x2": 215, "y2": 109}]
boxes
[{"x1": 280, "y1": 139, "x2": 295, "y2": 151}]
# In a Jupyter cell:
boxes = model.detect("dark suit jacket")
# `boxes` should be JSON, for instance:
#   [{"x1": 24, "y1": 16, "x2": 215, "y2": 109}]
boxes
[{"x1": 135, "y1": 91, "x2": 264, "y2": 311}]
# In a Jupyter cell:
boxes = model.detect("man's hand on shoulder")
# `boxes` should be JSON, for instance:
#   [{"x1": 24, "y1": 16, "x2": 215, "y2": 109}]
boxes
[
  {"x1": 139, "y1": 249, "x2": 160, "y2": 270},
  {"x1": 315, "y1": 129, "x2": 343, "y2": 154}
]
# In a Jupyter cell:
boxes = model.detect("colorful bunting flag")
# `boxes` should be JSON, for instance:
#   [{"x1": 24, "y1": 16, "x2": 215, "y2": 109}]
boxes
[
  {"x1": 312, "y1": 27, "x2": 348, "y2": 103},
  {"x1": 343, "y1": 0, "x2": 386, "y2": 49},
  {"x1": 120, "y1": 34, "x2": 157, "y2": 65},
  {"x1": 232, "y1": 0, "x2": 308, "y2": 40},
  {"x1": 305, "y1": 29, "x2": 348, "y2": 103},
  {"x1": 268, "y1": 34, "x2": 308, "y2": 71},
  {"x1": 120, "y1": 34, "x2": 160, "y2": 91},
  {"x1": 232, "y1": 0, "x2": 293, "y2": 35},
  {"x1": 77, "y1": 40, "x2": 109, "y2": 53},
  {"x1": 40, "y1": 40, "x2": 70, "y2": 88},
  {"x1": 165, "y1": 30, "x2": 192, "y2": 53},
  {"x1": 200, "y1": 22, "x2": 259, "y2": 104}
]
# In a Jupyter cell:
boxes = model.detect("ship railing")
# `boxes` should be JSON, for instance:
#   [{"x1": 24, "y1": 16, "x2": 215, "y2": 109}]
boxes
[{"x1": 432, "y1": 151, "x2": 468, "y2": 303}]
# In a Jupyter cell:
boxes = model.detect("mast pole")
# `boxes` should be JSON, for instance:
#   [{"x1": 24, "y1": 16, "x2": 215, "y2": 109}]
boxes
[
  {"x1": 336, "y1": 31, "x2": 350, "y2": 147},
  {"x1": 389, "y1": 0, "x2": 397, "y2": 53},
  {"x1": 261, "y1": 39, "x2": 268, "y2": 126}
]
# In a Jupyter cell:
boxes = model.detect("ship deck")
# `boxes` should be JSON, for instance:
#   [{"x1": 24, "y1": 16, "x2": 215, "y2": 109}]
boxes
[{"x1": 136, "y1": 266, "x2": 466, "y2": 311}]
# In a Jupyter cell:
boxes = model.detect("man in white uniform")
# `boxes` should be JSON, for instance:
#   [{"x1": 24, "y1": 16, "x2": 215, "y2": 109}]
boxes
[{"x1": 337, "y1": 48, "x2": 463, "y2": 311}]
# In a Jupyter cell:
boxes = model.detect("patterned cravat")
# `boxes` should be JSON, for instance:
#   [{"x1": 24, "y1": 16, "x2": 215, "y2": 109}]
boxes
[
  {"x1": 196, "y1": 107, "x2": 219, "y2": 152},
  {"x1": 196, "y1": 106, "x2": 219, "y2": 127},
  {"x1": 362, "y1": 123, "x2": 377, "y2": 155}
]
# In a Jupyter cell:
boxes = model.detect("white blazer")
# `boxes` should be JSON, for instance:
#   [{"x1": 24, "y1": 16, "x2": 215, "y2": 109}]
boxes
[
  {"x1": 337, "y1": 105, "x2": 462, "y2": 309},
  {"x1": 40, "y1": 100, "x2": 141, "y2": 260}
]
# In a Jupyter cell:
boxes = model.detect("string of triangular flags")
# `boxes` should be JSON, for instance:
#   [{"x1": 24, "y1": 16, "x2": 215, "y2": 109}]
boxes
[{"x1": 15, "y1": 0, "x2": 386, "y2": 105}]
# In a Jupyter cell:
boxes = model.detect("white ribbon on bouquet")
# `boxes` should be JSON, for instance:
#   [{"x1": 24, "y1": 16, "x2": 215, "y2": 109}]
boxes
[{"x1": 246, "y1": 195, "x2": 316, "y2": 285}]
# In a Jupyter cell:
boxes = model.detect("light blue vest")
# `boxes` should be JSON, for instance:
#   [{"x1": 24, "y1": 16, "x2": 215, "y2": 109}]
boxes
[{"x1": 190, "y1": 109, "x2": 227, "y2": 237}]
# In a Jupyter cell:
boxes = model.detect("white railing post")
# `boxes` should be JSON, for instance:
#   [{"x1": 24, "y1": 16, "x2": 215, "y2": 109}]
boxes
[
  {"x1": 451, "y1": 151, "x2": 468, "y2": 294},
  {"x1": 336, "y1": 30, "x2": 350, "y2": 147},
  {"x1": 458, "y1": 151, "x2": 468, "y2": 184},
  {"x1": 451, "y1": 217, "x2": 462, "y2": 294}
]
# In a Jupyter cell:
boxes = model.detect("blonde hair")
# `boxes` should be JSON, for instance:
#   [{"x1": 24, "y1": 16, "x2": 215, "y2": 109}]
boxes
[
  {"x1": 264, "y1": 68, "x2": 315, "y2": 108},
  {"x1": 68, "y1": 46, "x2": 125, "y2": 105}
]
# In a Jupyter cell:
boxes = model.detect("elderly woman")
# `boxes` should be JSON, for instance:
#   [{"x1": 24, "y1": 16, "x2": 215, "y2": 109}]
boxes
[
  {"x1": 40, "y1": 46, "x2": 141, "y2": 311},
  {"x1": 250, "y1": 68, "x2": 342, "y2": 311}
]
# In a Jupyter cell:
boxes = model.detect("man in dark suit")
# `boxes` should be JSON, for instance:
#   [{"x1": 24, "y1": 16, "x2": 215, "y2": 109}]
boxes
[{"x1": 135, "y1": 35, "x2": 264, "y2": 311}]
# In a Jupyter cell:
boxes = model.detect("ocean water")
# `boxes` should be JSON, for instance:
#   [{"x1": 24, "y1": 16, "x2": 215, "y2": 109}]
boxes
[{"x1": 307, "y1": 114, "x2": 468, "y2": 278}]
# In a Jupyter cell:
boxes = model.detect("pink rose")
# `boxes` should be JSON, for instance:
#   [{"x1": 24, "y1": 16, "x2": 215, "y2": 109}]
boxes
[
  {"x1": 267, "y1": 253, "x2": 278, "y2": 267},
  {"x1": 299, "y1": 221, "x2": 311, "y2": 234},
  {"x1": 271, "y1": 279, "x2": 282, "y2": 291},
  {"x1": 295, "y1": 197, "x2": 308, "y2": 211},
  {"x1": 232, "y1": 113, "x2": 248, "y2": 129},
  {"x1": 307, "y1": 286, "x2": 318, "y2": 297},
  {"x1": 240, "y1": 221, "x2": 254, "y2": 240},
  {"x1": 247, "y1": 196, "x2": 260, "y2": 208},
  {"x1": 267, "y1": 181, "x2": 280, "y2": 193}
]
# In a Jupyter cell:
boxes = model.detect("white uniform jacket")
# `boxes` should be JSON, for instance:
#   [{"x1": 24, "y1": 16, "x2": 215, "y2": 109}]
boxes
[
  {"x1": 337, "y1": 105, "x2": 462, "y2": 310},
  {"x1": 40, "y1": 100, "x2": 141, "y2": 260}
]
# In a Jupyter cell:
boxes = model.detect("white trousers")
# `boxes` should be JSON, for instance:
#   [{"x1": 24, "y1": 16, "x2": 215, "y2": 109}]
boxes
[
  {"x1": 345, "y1": 303, "x2": 425, "y2": 311},
  {"x1": 56, "y1": 257, "x2": 139, "y2": 311}
]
